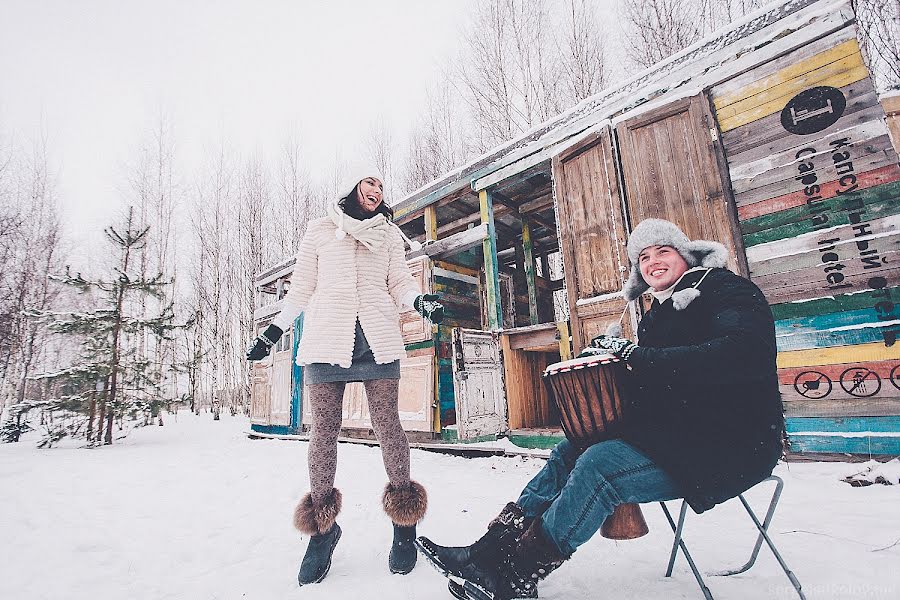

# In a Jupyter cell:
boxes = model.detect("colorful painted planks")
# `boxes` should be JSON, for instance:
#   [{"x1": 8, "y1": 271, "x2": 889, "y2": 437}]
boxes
[
  {"x1": 742, "y1": 179, "x2": 900, "y2": 246},
  {"x1": 746, "y1": 213, "x2": 900, "y2": 303},
  {"x1": 770, "y1": 286, "x2": 900, "y2": 321},
  {"x1": 713, "y1": 35, "x2": 866, "y2": 132},
  {"x1": 776, "y1": 308, "x2": 900, "y2": 351},
  {"x1": 737, "y1": 164, "x2": 900, "y2": 220},
  {"x1": 722, "y1": 82, "x2": 880, "y2": 161}
]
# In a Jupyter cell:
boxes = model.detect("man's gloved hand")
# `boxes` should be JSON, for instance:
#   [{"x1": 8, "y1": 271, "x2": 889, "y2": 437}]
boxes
[
  {"x1": 246, "y1": 324, "x2": 284, "y2": 361},
  {"x1": 414, "y1": 293, "x2": 444, "y2": 324},
  {"x1": 586, "y1": 334, "x2": 637, "y2": 361},
  {"x1": 577, "y1": 346, "x2": 608, "y2": 359}
]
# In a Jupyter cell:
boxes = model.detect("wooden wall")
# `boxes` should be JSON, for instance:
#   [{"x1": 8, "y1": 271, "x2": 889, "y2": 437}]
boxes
[{"x1": 710, "y1": 26, "x2": 900, "y2": 452}]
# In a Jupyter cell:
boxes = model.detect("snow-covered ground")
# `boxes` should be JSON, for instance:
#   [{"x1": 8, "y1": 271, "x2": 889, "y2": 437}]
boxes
[{"x1": 0, "y1": 412, "x2": 897, "y2": 600}]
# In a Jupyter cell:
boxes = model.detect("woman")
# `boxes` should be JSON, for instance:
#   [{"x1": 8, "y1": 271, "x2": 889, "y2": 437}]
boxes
[{"x1": 246, "y1": 166, "x2": 444, "y2": 585}]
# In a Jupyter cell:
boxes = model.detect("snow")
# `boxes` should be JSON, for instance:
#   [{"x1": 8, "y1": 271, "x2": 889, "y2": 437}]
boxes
[
  {"x1": 1, "y1": 412, "x2": 898, "y2": 600},
  {"x1": 843, "y1": 459, "x2": 900, "y2": 485}
]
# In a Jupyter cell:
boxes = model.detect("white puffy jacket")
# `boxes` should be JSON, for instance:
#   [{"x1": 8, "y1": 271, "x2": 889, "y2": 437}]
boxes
[{"x1": 271, "y1": 216, "x2": 420, "y2": 367}]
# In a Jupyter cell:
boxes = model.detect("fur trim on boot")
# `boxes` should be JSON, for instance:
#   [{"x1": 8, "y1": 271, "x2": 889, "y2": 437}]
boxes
[
  {"x1": 383, "y1": 480, "x2": 428, "y2": 527},
  {"x1": 294, "y1": 488, "x2": 342, "y2": 535}
]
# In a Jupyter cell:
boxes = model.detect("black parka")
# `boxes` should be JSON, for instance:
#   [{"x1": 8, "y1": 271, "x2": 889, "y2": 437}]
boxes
[{"x1": 621, "y1": 268, "x2": 784, "y2": 513}]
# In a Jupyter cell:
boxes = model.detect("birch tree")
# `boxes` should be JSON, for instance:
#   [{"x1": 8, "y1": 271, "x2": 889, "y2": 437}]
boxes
[
  {"x1": 402, "y1": 71, "x2": 471, "y2": 194},
  {"x1": 558, "y1": 0, "x2": 609, "y2": 103},
  {"x1": 855, "y1": 0, "x2": 900, "y2": 91},
  {"x1": 0, "y1": 133, "x2": 63, "y2": 423},
  {"x1": 274, "y1": 131, "x2": 313, "y2": 256},
  {"x1": 189, "y1": 144, "x2": 236, "y2": 417},
  {"x1": 621, "y1": 0, "x2": 705, "y2": 69},
  {"x1": 127, "y1": 115, "x2": 180, "y2": 420}
]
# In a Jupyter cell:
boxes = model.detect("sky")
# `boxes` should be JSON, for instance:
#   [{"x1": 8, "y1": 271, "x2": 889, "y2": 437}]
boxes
[{"x1": 0, "y1": 0, "x2": 479, "y2": 259}]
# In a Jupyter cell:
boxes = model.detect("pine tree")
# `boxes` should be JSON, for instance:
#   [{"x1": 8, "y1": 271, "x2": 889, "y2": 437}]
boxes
[{"x1": 21, "y1": 207, "x2": 180, "y2": 446}]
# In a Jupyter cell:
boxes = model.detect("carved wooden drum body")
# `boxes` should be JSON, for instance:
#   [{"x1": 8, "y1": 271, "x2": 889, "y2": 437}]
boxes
[
  {"x1": 542, "y1": 354, "x2": 628, "y2": 449},
  {"x1": 542, "y1": 353, "x2": 649, "y2": 540}
]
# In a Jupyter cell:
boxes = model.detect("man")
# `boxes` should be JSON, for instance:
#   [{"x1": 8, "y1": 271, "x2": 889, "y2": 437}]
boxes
[{"x1": 416, "y1": 218, "x2": 785, "y2": 600}]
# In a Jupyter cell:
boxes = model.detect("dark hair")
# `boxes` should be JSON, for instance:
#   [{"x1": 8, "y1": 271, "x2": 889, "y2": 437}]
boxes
[{"x1": 339, "y1": 182, "x2": 394, "y2": 221}]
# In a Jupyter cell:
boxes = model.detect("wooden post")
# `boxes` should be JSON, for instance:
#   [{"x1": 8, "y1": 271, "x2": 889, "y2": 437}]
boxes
[
  {"x1": 556, "y1": 321, "x2": 572, "y2": 361},
  {"x1": 480, "y1": 189, "x2": 503, "y2": 330},
  {"x1": 522, "y1": 217, "x2": 539, "y2": 325},
  {"x1": 424, "y1": 205, "x2": 438, "y2": 242}
]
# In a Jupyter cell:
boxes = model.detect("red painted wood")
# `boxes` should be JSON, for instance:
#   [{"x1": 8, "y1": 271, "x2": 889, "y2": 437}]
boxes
[
  {"x1": 778, "y1": 359, "x2": 900, "y2": 385},
  {"x1": 737, "y1": 164, "x2": 900, "y2": 221}
]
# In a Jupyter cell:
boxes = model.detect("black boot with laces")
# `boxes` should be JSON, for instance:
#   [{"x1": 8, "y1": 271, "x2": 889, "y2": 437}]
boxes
[{"x1": 415, "y1": 502, "x2": 529, "y2": 580}]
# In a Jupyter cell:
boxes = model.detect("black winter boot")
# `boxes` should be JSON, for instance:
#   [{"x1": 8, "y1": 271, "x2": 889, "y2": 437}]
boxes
[
  {"x1": 462, "y1": 520, "x2": 566, "y2": 600},
  {"x1": 382, "y1": 481, "x2": 428, "y2": 574},
  {"x1": 415, "y1": 502, "x2": 530, "y2": 580},
  {"x1": 292, "y1": 488, "x2": 343, "y2": 586},
  {"x1": 389, "y1": 524, "x2": 418, "y2": 574},
  {"x1": 297, "y1": 523, "x2": 342, "y2": 586}
]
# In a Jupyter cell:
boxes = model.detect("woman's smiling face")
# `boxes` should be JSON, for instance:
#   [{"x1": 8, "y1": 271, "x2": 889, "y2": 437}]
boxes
[
  {"x1": 638, "y1": 245, "x2": 689, "y2": 291},
  {"x1": 356, "y1": 177, "x2": 384, "y2": 214}
]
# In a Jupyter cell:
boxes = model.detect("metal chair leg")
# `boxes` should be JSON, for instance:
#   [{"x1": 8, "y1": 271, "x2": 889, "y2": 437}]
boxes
[
  {"x1": 727, "y1": 478, "x2": 806, "y2": 600},
  {"x1": 716, "y1": 475, "x2": 783, "y2": 576},
  {"x1": 660, "y1": 501, "x2": 715, "y2": 600}
]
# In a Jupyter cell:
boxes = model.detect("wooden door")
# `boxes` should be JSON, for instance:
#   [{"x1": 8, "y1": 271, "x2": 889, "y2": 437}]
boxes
[
  {"x1": 552, "y1": 126, "x2": 633, "y2": 355},
  {"x1": 615, "y1": 94, "x2": 747, "y2": 276},
  {"x1": 270, "y1": 330, "x2": 293, "y2": 426},
  {"x1": 452, "y1": 328, "x2": 507, "y2": 439},
  {"x1": 249, "y1": 362, "x2": 271, "y2": 425}
]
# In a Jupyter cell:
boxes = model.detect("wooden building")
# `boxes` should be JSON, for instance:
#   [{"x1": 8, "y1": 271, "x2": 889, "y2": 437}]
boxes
[{"x1": 251, "y1": 0, "x2": 900, "y2": 455}]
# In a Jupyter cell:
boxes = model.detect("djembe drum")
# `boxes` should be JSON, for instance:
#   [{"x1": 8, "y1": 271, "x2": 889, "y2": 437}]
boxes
[{"x1": 542, "y1": 353, "x2": 649, "y2": 540}]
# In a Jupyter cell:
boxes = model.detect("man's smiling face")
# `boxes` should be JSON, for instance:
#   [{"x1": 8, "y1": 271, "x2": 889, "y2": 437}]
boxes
[{"x1": 638, "y1": 245, "x2": 689, "y2": 291}]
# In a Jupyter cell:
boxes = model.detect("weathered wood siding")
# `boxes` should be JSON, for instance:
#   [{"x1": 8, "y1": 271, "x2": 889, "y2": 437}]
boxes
[{"x1": 711, "y1": 24, "x2": 900, "y2": 450}]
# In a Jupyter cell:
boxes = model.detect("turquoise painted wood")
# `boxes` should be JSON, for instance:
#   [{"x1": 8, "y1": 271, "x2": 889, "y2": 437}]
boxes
[
  {"x1": 775, "y1": 307, "x2": 900, "y2": 351},
  {"x1": 786, "y1": 416, "x2": 900, "y2": 454},
  {"x1": 770, "y1": 287, "x2": 900, "y2": 321},
  {"x1": 775, "y1": 308, "x2": 895, "y2": 335},
  {"x1": 480, "y1": 189, "x2": 503, "y2": 330},
  {"x1": 250, "y1": 424, "x2": 300, "y2": 437},
  {"x1": 786, "y1": 416, "x2": 900, "y2": 433},
  {"x1": 291, "y1": 313, "x2": 304, "y2": 430},
  {"x1": 786, "y1": 434, "x2": 900, "y2": 454}
]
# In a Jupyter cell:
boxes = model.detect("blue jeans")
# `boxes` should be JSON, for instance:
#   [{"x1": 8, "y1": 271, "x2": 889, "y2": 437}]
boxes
[{"x1": 517, "y1": 439, "x2": 681, "y2": 556}]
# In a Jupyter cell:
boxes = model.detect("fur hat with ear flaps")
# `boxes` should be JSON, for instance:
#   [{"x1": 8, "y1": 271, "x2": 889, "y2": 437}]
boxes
[{"x1": 622, "y1": 218, "x2": 728, "y2": 303}]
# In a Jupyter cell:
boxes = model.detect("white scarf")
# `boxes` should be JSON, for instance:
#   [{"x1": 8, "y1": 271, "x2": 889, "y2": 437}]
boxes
[
  {"x1": 327, "y1": 200, "x2": 423, "y2": 252},
  {"x1": 328, "y1": 200, "x2": 392, "y2": 251}
]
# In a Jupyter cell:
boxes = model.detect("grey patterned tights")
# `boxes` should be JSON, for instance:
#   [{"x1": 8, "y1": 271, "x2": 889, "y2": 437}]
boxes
[{"x1": 307, "y1": 379, "x2": 410, "y2": 503}]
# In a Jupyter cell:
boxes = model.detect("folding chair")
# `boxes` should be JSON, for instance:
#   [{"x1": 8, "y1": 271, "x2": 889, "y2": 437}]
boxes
[{"x1": 658, "y1": 475, "x2": 806, "y2": 600}]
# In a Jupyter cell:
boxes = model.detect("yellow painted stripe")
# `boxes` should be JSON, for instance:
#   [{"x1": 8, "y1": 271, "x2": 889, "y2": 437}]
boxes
[
  {"x1": 433, "y1": 260, "x2": 479, "y2": 278},
  {"x1": 718, "y1": 58, "x2": 868, "y2": 132},
  {"x1": 717, "y1": 52, "x2": 864, "y2": 118},
  {"x1": 777, "y1": 342, "x2": 900, "y2": 369},
  {"x1": 719, "y1": 63, "x2": 869, "y2": 132},
  {"x1": 713, "y1": 38, "x2": 860, "y2": 110}
]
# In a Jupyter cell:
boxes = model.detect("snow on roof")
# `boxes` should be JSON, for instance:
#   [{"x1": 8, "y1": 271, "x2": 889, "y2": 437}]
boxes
[{"x1": 393, "y1": 0, "x2": 853, "y2": 218}]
